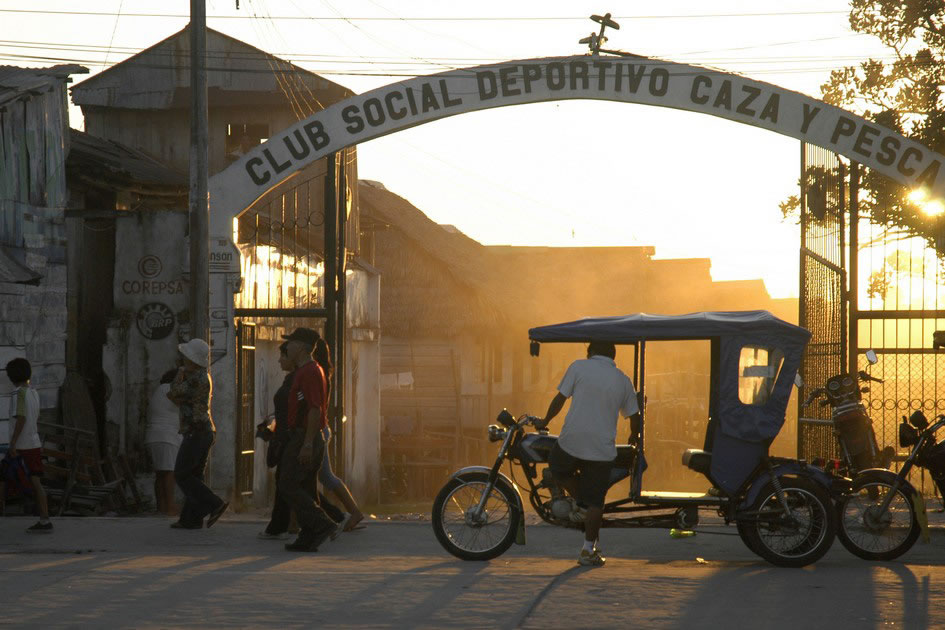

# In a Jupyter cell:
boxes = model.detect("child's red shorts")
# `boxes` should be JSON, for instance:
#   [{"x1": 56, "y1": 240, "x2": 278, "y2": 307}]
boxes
[{"x1": 17, "y1": 448, "x2": 44, "y2": 477}]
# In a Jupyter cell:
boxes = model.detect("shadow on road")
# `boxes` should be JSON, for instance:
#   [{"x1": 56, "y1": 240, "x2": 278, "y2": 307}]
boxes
[{"x1": 672, "y1": 558, "x2": 930, "y2": 629}]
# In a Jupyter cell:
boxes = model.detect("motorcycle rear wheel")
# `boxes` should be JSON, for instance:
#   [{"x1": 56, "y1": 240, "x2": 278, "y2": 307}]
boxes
[
  {"x1": 836, "y1": 475, "x2": 920, "y2": 561},
  {"x1": 432, "y1": 471, "x2": 521, "y2": 561},
  {"x1": 740, "y1": 477, "x2": 836, "y2": 568}
]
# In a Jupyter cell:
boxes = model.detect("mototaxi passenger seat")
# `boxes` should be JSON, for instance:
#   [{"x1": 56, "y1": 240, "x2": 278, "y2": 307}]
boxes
[{"x1": 682, "y1": 449, "x2": 712, "y2": 475}]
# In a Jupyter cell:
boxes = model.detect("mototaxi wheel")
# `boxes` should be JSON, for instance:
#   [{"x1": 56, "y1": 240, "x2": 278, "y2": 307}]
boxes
[
  {"x1": 432, "y1": 471, "x2": 522, "y2": 561},
  {"x1": 740, "y1": 476, "x2": 836, "y2": 568},
  {"x1": 836, "y1": 472, "x2": 920, "y2": 561},
  {"x1": 736, "y1": 520, "x2": 761, "y2": 555}
]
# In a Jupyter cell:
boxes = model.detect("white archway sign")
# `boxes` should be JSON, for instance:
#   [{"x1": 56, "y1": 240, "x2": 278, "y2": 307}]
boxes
[
  {"x1": 210, "y1": 54, "x2": 945, "y2": 233},
  {"x1": 204, "y1": 54, "x2": 945, "y2": 495}
]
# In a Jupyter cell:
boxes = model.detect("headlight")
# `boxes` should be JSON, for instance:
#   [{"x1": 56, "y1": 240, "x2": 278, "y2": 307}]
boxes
[{"x1": 487, "y1": 424, "x2": 507, "y2": 442}]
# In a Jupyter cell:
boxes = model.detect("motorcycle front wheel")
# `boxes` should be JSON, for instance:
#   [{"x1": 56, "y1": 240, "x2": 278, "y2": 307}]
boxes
[
  {"x1": 432, "y1": 471, "x2": 521, "y2": 561},
  {"x1": 740, "y1": 477, "x2": 836, "y2": 568},
  {"x1": 837, "y1": 475, "x2": 920, "y2": 561}
]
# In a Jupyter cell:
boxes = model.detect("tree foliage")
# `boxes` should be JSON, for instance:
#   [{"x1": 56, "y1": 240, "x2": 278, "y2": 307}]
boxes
[{"x1": 818, "y1": 0, "x2": 945, "y2": 250}]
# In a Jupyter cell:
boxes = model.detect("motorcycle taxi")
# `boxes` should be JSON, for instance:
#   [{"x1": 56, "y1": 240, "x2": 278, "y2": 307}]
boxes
[{"x1": 431, "y1": 311, "x2": 840, "y2": 567}]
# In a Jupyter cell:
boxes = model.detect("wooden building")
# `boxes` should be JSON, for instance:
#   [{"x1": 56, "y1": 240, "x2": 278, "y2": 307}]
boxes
[{"x1": 0, "y1": 64, "x2": 87, "y2": 437}]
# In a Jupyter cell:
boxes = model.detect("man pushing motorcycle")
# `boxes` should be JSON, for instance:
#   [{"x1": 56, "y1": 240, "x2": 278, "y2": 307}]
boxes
[{"x1": 535, "y1": 341, "x2": 639, "y2": 567}]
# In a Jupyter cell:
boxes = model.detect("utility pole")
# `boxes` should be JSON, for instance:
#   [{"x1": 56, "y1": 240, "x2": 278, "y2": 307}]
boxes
[{"x1": 189, "y1": 0, "x2": 209, "y2": 341}]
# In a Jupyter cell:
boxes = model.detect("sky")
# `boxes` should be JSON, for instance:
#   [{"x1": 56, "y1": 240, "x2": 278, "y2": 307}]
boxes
[{"x1": 1, "y1": 0, "x2": 894, "y2": 298}]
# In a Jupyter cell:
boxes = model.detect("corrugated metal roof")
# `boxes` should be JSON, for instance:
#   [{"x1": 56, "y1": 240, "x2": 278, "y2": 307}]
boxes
[
  {"x1": 68, "y1": 129, "x2": 187, "y2": 191},
  {"x1": 71, "y1": 26, "x2": 352, "y2": 110},
  {"x1": 0, "y1": 64, "x2": 88, "y2": 107}
]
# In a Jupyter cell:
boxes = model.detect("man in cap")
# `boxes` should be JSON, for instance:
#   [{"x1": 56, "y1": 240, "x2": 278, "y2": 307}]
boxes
[
  {"x1": 279, "y1": 327, "x2": 338, "y2": 551},
  {"x1": 167, "y1": 338, "x2": 228, "y2": 529}
]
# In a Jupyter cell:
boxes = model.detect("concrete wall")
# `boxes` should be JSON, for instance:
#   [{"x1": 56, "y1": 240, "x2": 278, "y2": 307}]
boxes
[
  {"x1": 0, "y1": 264, "x2": 67, "y2": 410},
  {"x1": 344, "y1": 265, "x2": 381, "y2": 504},
  {"x1": 102, "y1": 210, "x2": 189, "y2": 460}
]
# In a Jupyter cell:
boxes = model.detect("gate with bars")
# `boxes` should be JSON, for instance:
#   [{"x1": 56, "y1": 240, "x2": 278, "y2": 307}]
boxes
[
  {"x1": 231, "y1": 151, "x2": 356, "y2": 498},
  {"x1": 798, "y1": 144, "x2": 847, "y2": 461},
  {"x1": 798, "y1": 143, "x2": 945, "y2": 495}
]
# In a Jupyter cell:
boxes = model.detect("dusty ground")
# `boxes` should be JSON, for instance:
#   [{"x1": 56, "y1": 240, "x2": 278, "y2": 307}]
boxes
[{"x1": 2, "y1": 510, "x2": 945, "y2": 629}]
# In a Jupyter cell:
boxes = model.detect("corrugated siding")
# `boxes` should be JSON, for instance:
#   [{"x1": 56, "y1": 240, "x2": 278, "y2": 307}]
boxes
[
  {"x1": 381, "y1": 338, "x2": 460, "y2": 432},
  {"x1": 0, "y1": 74, "x2": 70, "y2": 410}
]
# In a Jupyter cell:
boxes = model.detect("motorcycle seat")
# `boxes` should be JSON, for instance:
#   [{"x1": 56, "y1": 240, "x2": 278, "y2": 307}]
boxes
[
  {"x1": 614, "y1": 444, "x2": 636, "y2": 469},
  {"x1": 682, "y1": 449, "x2": 712, "y2": 475}
]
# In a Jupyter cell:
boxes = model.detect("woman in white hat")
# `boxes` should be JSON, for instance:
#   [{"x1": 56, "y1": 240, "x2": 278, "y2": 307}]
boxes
[{"x1": 166, "y1": 338, "x2": 228, "y2": 529}]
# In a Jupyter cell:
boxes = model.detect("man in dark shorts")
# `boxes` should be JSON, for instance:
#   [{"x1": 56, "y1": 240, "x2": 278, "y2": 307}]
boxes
[{"x1": 535, "y1": 341, "x2": 639, "y2": 567}]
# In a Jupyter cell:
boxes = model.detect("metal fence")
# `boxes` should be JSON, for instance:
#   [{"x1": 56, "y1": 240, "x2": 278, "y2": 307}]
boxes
[
  {"x1": 796, "y1": 144, "x2": 945, "y2": 498},
  {"x1": 798, "y1": 143, "x2": 846, "y2": 461}
]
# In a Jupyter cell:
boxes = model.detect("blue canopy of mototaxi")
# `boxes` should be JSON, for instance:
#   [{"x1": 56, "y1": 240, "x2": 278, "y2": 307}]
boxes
[{"x1": 528, "y1": 311, "x2": 812, "y2": 443}]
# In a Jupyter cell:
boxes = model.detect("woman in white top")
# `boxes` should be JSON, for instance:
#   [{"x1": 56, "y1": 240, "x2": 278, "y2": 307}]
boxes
[{"x1": 146, "y1": 369, "x2": 183, "y2": 515}]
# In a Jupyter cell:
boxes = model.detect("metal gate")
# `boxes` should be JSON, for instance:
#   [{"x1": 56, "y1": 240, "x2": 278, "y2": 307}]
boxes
[
  {"x1": 233, "y1": 150, "x2": 354, "y2": 480},
  {"x1": 797, "y1": 149, "x2": 945, "y2": 497},
  {"x1": 236, "y1": 321, "x2": 256, "y2": 498},
  {"x1": 850, "y1": 169, "x2": 945, "y2": 494},
  {"x1": 798, "y1": 143, "x2": 847, "y2": 461}
]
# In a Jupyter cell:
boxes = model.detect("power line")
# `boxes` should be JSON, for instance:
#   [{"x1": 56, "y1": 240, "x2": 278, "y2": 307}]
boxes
[
  {"x1": 0, "y1": 40, "x2": 915, "y2": 68},
  {"x1": 0, "y1": 8, "x2": 851, "y2": 20},
  {"x1": 0, "y1": 51, "x2": 921, "y2": 79},
  {"x1": 100, "y1": 0, "x2": 124, "y2": 71},
  {"x1": 0, "y1": 32, "x2": 876, "y2": 65}
]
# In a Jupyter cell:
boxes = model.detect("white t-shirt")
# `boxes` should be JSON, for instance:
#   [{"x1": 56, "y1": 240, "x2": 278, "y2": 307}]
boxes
[
  {"x1": 556, "y1": 356, "x2": 639, "y2": 461},
  {"x1": 8, "y1": 385, "x2": 42, "y2": 450},
  {"x1": 145, "y1": 383, "x2": 183, "y2": 445}
]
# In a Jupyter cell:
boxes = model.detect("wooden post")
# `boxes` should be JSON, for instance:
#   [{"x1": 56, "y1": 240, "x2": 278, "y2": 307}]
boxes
[
  {"x1": 335, "y1": 150, "x2": 348, "y2": 477},
  {"x1": 188, "y1": 0, "x2": 209, "y2": 341},
  {"x1": 849, "y1": 162, "x2": 860, "y2": 375},
  {"x1": 798, "y1": 142, "x2": 807, "y2": 459},
  {"x1": 323, "y1": 152, "x2": 337, "y2": 427}
]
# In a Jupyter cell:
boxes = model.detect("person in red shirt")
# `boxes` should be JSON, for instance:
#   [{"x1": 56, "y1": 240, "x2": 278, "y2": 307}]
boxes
[{"x1": 279, "y1": 327, "x2": 337, "y2": 551}]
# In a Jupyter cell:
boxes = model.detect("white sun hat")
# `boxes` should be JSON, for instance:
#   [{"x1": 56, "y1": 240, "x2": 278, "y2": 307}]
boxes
[{"x1": 178, "y1": 338, "x2": 210, "y2": 368}]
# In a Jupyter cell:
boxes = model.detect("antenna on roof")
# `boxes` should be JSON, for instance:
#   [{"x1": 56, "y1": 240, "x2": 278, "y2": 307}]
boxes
[{"x1": 580, "y1": 12, "x2": 620, "y2": 55}]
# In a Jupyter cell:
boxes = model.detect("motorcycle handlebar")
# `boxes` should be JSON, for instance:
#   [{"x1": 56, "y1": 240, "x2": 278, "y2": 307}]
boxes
[
  {"x1": 858, "y1": 370, "x2": 884, "y2": 384},
  {"x1": 802, "y1": 388, "x2": 825, "y2": 406},
  {"x1": 517, "y1": 414, "x2": 541, "y2": 428}
]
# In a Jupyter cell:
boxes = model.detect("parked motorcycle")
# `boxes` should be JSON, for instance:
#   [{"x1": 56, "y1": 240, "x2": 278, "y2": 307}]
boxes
[
  {"x1": 832, "y1": 409, "x2": 939, "y2": 560},
  {"x1": 801, "y1": 350, "x2": 894, "y2": 476}
]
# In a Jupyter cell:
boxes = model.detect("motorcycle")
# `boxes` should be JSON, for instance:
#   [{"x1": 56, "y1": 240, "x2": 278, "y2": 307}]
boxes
[
  {"x1": 801, "y1": 349, "x2": 894, "y2": 476},
  {"x1": 431, "y1": 311, "x2": 840, "y2": 568},
  {"x1": 831, "y1": 409, "x2": 938, "y2": 561}
]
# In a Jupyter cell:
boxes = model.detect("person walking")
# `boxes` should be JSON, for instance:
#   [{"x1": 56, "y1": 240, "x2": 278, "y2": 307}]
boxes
[
  {"x1": 145, "y1": 369, "x2": 182, "y2": 516},
  {"x1": 258, "y1": 342, "x2": 343, "y2": 537},
  {"x1": 1, "y1": 358, "x2": 52, "y2": 532},
  {"x1": 313, "y1": 338, "x2": 364, "y2": 533},
  {"x1": 279, "y1": 328, "x2": 338, "y2": 552},
  {"x1": 535, "y1": 341, "x2": 639, "y2": 567},
  {"x1": 168, "y1": 338, "x2": 228, "y2": 529}
]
